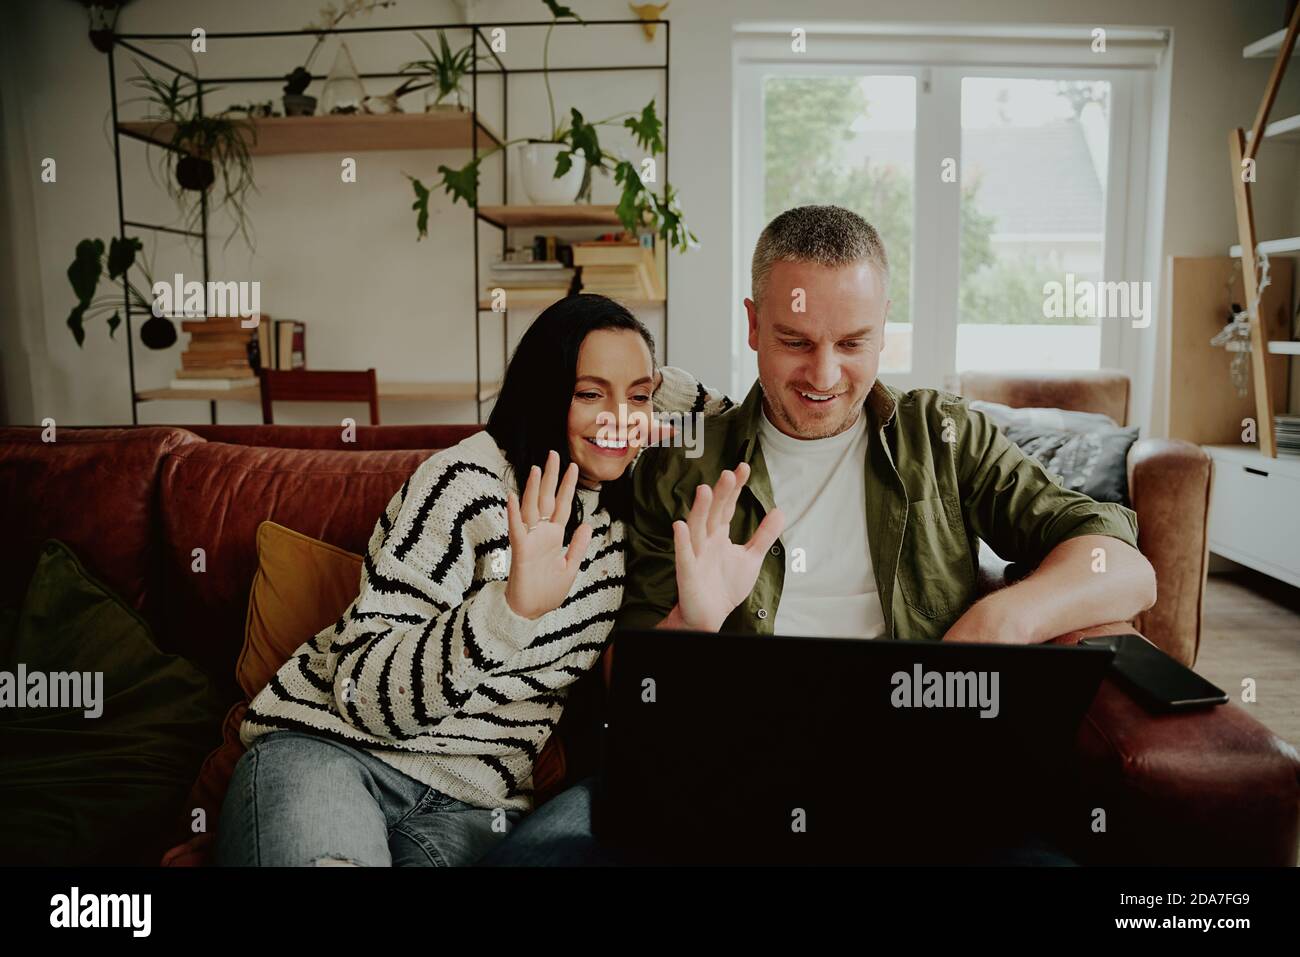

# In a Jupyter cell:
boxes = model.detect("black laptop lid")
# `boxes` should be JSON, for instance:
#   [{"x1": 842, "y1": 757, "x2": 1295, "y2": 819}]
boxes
[{"x1": 595, "y1": 630, "x2": 1114, "y2": 864}]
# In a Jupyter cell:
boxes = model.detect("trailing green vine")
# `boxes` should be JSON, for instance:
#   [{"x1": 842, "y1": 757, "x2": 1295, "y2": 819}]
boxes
[{"x1": 404, "y1": 0, "x2": 695, "y2": 252}]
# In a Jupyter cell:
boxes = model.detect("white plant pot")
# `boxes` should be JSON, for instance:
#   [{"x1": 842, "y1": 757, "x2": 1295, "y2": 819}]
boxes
[{"x1": 519, "y1": 142, "x2": 586, "y2": 204}]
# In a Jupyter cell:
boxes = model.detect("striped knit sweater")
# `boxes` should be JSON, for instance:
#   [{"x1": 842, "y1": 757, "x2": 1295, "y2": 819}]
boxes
[{"x1": 240, "y1": 366, "x2": 732, "y2": 811}]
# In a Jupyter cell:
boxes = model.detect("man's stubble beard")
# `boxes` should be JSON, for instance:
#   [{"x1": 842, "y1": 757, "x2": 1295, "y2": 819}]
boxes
[{"x1": 758, "y1": 371, "x2": 868, "y2": 440}]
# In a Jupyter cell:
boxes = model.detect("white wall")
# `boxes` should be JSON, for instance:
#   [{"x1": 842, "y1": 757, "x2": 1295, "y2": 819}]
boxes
[{"x1": 2, "y1": 0, "x2": 1296, "y2": 434}]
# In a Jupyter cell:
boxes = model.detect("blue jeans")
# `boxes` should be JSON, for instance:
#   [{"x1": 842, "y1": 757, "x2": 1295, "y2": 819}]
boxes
[
  {"x1": 478, "y1": 776, "x2": 1079, "y2": 866},
  {"x1": 215, "y1": 730, "x2": 522, "y2": 866}
]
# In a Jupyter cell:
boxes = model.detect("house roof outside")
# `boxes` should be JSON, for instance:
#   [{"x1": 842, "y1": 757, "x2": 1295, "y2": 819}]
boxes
[{"x1": 839, "y1": 121, "x2": 1104, "y2": 236}]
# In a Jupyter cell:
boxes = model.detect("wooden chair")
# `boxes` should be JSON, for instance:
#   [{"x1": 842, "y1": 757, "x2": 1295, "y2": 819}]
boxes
[{"x1": 257, "y1": 368, "x2": 381, "y2": 425}]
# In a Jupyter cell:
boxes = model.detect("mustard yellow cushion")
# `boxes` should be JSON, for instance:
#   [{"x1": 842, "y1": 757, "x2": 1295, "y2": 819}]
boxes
[
  {"x1": 237, "y1": 521, "x2": 362, "y2": 700},
  {"x1": 228, "y1": 519, "x2": 568, "y2": 808}
]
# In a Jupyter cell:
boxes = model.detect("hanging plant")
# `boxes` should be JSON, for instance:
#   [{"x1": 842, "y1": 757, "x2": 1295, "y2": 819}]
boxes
[
  {"x1": 64, "y1": 235, "x2": 176, "y2": 350},
  {"x1": 77, "y1": 0, "x2": 135, "y2": 54},
  {"x1": 125, "y1": 62, "x2": 258, "y2": 249},
  {"x1": 404, "y1": 0, "x2": 696, "y2": 252}
]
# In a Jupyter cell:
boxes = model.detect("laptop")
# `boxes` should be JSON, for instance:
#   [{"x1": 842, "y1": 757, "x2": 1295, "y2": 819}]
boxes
[{"x1": 593, "y1": 630, "x2": 1115, "y2": 865}]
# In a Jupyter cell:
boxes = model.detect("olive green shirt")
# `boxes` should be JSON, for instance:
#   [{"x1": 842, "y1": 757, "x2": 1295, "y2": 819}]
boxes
[{"x1": 617, "y1": 379, "x2": 1140, "y2": 642}]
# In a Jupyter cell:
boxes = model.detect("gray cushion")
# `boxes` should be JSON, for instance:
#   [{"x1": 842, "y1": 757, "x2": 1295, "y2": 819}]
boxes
[{"x1": 967, "y1": 399, "x2": 1139, "y2": 506}]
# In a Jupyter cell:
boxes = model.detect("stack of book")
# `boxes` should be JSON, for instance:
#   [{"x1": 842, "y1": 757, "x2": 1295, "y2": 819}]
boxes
[
  {"x1": 484, "y1": 260, "x2": 576, "y2": 306},
  {"x1": 171, "y1": 316, "x2": 266, "y2": 390},
  {"x1": 574, "y1": 240, "x2": 665, "y2": 301},
  {"x1": 1276, "y1": 414, "x2": 1300, "y2": 456}
]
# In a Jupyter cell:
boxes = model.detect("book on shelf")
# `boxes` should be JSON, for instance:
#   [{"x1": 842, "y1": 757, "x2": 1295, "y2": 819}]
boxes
[
  {"x1": 489, "y1": 259, "x2": 570, "y2": 271},
  {"x1": 181, "y1": 354, "x2": 252, "y2": 369},
  {"x1": 274, "y1": 320, "x2": 306, "y2": 370},
  {"x1": 483, "y1": 261, "x2": 577, "y2": 304},
  {"x1": 187, "y1": 337, "x2": 252, "y2": 354},
  {"x1": 168, "y1": 376, "x2": 259, "y2": 390},
  {"x1": 483, "y1": 286, "x2": 573, "y2": 306},
  {"x1": 574, "y1": 240, "x2": 665, "y2": 300},
  {"x1": 485, "y1": 273, "x2": 577, "y2": 288},
  {"x1": 173, "y1": 314, "x2": 263, "y2": 388},
  {"x1": 182, "y1": 347, "x2": 250, "y2": 363},
  {"x1": 571, "y1": 241, "x2": 645, "y2": 266},
  {"x1": 181, "y1": 315, "x2": 260, "y2": 333},
  {"x1": 178, "y1": 312, "x2": 276, "y2": 365},
  {"x1": 578, "y1": 266, "x2": 663, "y2": 300},
  {"x1": 166, "y1": 313, "x2": 297, "y2": 388},
  {"x1": 254, "y1": 315, "x2": 272, "y2": 371},
  {"x1": 1276, "y1": 414, "x2": 1300, "y2": 454},
  {"x1": 490, "y1": 260, "x2": 575, "y2": 280},
  {"x1": 530, "y1": 235, "x2": 576, "y2": 266},
  {"x1": 173, "y1": 366, "x2": 255, "y2": 379}
]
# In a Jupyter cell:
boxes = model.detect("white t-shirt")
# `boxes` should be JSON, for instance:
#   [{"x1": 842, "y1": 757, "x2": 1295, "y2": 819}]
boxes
[{"x1": 757, "y1": 403, "x2": 887, "y2": 640}]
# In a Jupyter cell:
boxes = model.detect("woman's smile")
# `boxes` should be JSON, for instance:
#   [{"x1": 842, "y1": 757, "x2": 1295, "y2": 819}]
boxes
[{"x1": 583, "y1": 434, "x2": 631, "y2": 457}]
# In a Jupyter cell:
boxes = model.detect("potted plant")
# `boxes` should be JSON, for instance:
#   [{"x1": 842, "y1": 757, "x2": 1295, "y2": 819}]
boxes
[
  {"x1": 283, "y1": 0, "x2": 396, "y2": 116},
  {"x1": 403, "y1": 30, "x2": 479, "y2": 112},
  {"x1": 405, "y1": 0, "x2": 696, "y2": 252},
  {"x1": 127, "y1": 63, "x2": 257, "y2": 248},
  {"x1": 282, "y1": 67, "x2": 317, "y2": 118},
  {"x1": 508, "y1": 0, "x2": 587, "y2": 203},
  {"x1": 64, "y1": 235, "x2": 177, "y2": 350}
]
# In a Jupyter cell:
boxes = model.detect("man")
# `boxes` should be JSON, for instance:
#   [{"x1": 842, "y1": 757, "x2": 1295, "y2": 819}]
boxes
[{"x1": 480, "y1": 205, "x2": 1156, "y2": 866}]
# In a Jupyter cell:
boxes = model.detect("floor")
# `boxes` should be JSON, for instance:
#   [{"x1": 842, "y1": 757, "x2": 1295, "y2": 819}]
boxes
[
  {"x1": 1193, "y1": 568, "x2": 1300, "y2": 864},
  {"x1": 1196, "y1": 569, "x2": 1300, "y2": 747}
]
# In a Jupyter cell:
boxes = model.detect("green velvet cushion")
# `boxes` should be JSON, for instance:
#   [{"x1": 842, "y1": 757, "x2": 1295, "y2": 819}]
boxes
[{"x1": 0, "y1": 540, "x2": 224, "y2": 865}]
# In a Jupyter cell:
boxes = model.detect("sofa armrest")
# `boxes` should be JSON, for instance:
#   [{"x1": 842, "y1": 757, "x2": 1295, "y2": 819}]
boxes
[
  {"x1": 1071, "y1": 677, "x2": 1299, "y2": 865},
  {"x1": 1127, "y1": 437, "x2": 1212, "y2": 666},
  {"x1": 1049, "y1": 623, "x2": 1299, "y2": 864},
  {"x1": 978, "y1": 436, "x2": 1211, "y2": 667}
]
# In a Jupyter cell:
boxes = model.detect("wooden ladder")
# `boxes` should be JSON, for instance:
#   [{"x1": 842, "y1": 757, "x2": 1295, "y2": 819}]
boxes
[{"x1": 1230, "y1": 3, "x2": 1300, "y2": 458}]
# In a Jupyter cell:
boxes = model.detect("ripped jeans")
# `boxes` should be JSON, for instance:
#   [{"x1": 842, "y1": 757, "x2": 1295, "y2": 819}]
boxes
[{"x1": 215, "y1": 730, "x2": 522, "y2": 866}]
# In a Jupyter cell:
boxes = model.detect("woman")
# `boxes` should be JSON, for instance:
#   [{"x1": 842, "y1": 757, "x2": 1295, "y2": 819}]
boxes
[{"x1": 213, "y1": 294, "x2": 777, "y2": 866}]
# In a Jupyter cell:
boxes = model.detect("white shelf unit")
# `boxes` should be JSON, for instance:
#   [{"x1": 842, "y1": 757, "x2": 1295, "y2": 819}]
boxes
[{"x1": 1204, "y1": 445, "x2": 1300, "y2": 588}]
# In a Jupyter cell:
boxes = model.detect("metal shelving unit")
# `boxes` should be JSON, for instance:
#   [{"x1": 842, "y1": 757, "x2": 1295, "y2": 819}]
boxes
[{"x1": 106, "y1": 18, "x2": 670, "y2": 424}]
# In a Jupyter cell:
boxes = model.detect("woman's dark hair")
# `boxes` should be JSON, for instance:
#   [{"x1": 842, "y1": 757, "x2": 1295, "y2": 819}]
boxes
[{"x1": 486, "y1": 293, "x2": 657, "y2": 544}]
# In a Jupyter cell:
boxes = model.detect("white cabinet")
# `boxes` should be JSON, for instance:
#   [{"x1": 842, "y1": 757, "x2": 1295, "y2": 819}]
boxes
[{"x1": 1204, "y1": 445, "x2": 1300, "y2": 588}]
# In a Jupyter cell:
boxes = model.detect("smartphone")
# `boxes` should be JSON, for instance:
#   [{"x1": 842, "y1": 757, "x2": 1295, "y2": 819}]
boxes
[{"x1": 1080, "y1": 634, "x2": 1228, "y2": 712}]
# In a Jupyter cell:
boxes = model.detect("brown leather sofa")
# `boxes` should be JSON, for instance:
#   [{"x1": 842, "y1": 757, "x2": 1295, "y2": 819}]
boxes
[
  {"x1": 957, "y1": 369, "x2": 1212, "y2": 668},
  {"x1": 0, "y1": 415, "x2": 1294, "y2": 865}
]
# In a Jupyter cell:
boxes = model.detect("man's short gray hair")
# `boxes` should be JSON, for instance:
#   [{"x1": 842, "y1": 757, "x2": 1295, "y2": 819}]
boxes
[{"x1": 750, "y1": 205, "x2": 889, "y2": 309}]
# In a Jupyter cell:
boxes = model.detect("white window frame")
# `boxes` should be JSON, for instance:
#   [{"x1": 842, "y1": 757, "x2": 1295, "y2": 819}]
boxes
[{"x1": 733, "y1": 27, "x2": 1161, "y2": 396}]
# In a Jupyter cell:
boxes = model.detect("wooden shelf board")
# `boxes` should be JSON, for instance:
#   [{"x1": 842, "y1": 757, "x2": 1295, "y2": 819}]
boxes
[
  {"x1": 136, "y1": 380, "x2": 501, "y2": 403},
  {"x1": 476, "y1": 205, "x2": 622, "y2": 228},
  {"x1": 118, "y1": 111, "x2": 503, "y2": 156}
]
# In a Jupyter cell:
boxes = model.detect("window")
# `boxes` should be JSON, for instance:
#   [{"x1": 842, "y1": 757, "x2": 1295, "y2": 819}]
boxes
[
  {"x1": 958, "y1": 77, "x2": 1110, "y2": 372},
  {"x1": 763, "y1": 75, "x2": 917, "y2": 375},
  {"x1": 735, "y1": 26, "x2": 1161, "y2": 394}
]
